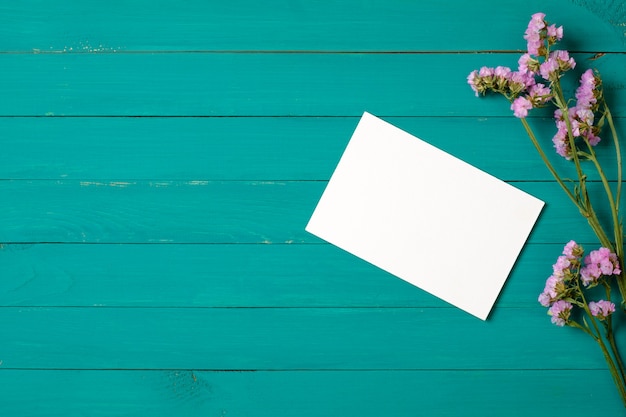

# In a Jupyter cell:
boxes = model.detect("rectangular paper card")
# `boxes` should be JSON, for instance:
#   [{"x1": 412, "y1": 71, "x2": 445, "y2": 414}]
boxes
[{"x1": 306, "y1": 112, "x2": 544, "y2": 320}]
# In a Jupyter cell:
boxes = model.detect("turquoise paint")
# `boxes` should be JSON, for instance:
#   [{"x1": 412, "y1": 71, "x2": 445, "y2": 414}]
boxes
[
  {"x1": 0, "y1": 307, "x2": 612, "y2": 370},
  {"x1": 0, "y1": 0, "x2": 621, "y2": 52},
  {"x1": 0, "y1": 116, "x2": 624, "y2": 181},
  {"x1": 0, "y1": 180, "x2": 615, "y2": 244},
  {"x1": 1, "y1": 1, "x2": 625, "y2": 415},
  {"x1": 0, "y1": 53, "x2": 624, "y2": 117},
  {"x1": 0, "y1": 370, "x2": 622, "y2": 416},
  {"x1": 0, "y1": 243, "x2": 582, "y2": 308}
]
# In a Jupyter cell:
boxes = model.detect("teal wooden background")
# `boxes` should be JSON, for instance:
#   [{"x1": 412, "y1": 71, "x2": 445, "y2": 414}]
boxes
[{"x1": 1, "y1": 1, "x2": 626, "y2": 415}]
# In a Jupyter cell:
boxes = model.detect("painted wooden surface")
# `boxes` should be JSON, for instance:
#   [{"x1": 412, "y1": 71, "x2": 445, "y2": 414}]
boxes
[{"x1": 1, "y1": 1, "x2": 626, "y2": 415}]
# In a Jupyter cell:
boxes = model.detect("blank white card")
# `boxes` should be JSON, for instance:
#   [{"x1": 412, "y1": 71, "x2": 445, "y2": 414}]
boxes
[{"x1": 306, "y1": 112, "x2": 544, "y2": 320}]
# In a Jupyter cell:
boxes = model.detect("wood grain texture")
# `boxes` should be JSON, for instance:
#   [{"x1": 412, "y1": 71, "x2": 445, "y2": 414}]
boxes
[
  {"x1": 0, "y1": 370, "x2": 621, "y2": 416},
  {"x1": 0, "y1": 307, "x2": 612, "y2": 370},
  {"x1": 0, "y1": 116, "x2": 624, "y2": 181},
  {"x1": 0, "y1": 243, "x2": 571, "y2": 308},
  {"x1": 3, "y1": 1, "x2": 626, "y2": 415},
  {"x1": 0, "y1": 53, "x2": 624, "y2": 117},
  {"x1": 0, "y1": 180, "x2": 616, "y2": 244},
  {"x1": 0, "y1": 0, "x2": 623, "y2": 52}
]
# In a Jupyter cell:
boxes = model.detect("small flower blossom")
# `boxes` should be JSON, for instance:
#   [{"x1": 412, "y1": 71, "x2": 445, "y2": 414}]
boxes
[
  {"x1": 511, "y1": 96, "x2": 533, "y2": 118},
  {"x1": 552, "y1": 255, "x2": 571, "y2": 278},
  {"x1": 552, "y1": 110, "x2": 573, "y2": 159},
  {"x1": 546, "y1": 24, "x2": 563, "y2": 41},
  {"x1": 539, "y1": 50, "x2": 576, "y2": 80},
  {"x1": 552, "y1": 50, "x2": 576, "y2": 70},
  {"x1": 467, "y1": 70, "x2": 480, "y2": 96},
  {"x1": 589, "y1": 300, "x2": 616, "y2": 320},
  {"x1": 549, "y1": 300, "x2": 573, "y2": 326},
  {"x1": 575, "y1": 69, "x2": 598, "y2": 110},
  {"x1": 538, "y1": 275, "x2": 563, "y2": 307},
  {"x1": 494, "y1": 66, "x2": 512, "y2": 78},
  {"x1": 580, "y1": 247, "x2": 621, "y2": 286},
  {"x1": 527, "y1": 83, "x2": 552, "y2": 106},
  {"x1": 539, "y1": 57, "x2": 558, "y2": 80},
  {"x1": 563, "y1": 240, "x2": 583, "y2": 259},
  {"x1": 479, "y1": 66, "x2": 494, "y2": 77},
  {"x1": 518, "y1": 53, "x2": 539, "y2": 74},
  {"x1": 508, "y1": 70, "x2": 535, "y2": 94},
  {"x1": 538, "y1": 241, "x2": 584, "y2": 308},
  {"x1": 494, "y1": 66, "x2": 512, "y2": 90},
  {"x1": 524, "y1": 12, "x2": 546, "y2": 56}
]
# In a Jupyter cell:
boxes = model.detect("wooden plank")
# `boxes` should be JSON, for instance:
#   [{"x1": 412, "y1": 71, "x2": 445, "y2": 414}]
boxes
[
  {"x1": 0, "y1": 53, "x2": 624, "y2": 117},
  {"x1": 0, "y1": 180, "x2": 614, "y2": 244},
  {"x1": 1, "y1": 116, "x2": 624, "y2": 181},
  {"x1": 0, "y1": 369, "x2": 621, "y2": 416},
  {"x1": 0, "y1": 307, "x2": 611, "y2": 370},
  {"x1": 0, "y1": 243, "x2": 568, "y2": 308},
  {"x1": 0, "y1": 1, "x2": 623, "y2": 52}
]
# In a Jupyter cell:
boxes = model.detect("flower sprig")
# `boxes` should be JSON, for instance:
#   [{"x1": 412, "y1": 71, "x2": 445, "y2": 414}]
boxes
[
  {"x1": 538, "y1": 241, "x2": 625, "y2": 402},
  {"x1": 467, "y1": 13, "x2": 626, "y2": 406}
]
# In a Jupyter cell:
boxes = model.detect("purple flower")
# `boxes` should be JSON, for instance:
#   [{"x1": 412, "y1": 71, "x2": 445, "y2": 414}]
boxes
[
  {"x1": 511, "y1": 96, "x2": 533, "y2": 118},
  {"x1": 552, "y1": 110, "x2": 572, "y2": 159},
  {"x1": 552, "y1": 50, "x2": 576, "y2": 69},
  {"x1": 467, "y1": 70, "x2": 480, "y2": 96},
  {"x1": 538, "y1": 275, "x2": 562, "y2": 307},
  {"x1": 551, "y1": 102, "x2": 601, "y2": 159},
  {"x1": 575, "y1": 69, "x2": 598, "y2": 109},
  {"x1": 580, "y1": 247, "x2": 621, "y2": 286},
  {"x1": 528, "y1": 83, "x2": 552, "y2": 106},
  {"x1": 508, "y1": 71, "x2": 535, "y2": 94},
  {"x1": 539, "y1": 58, "x2": 558, "y2": 80},
  {"x1": 586, "y1": 132, "x2": 601, "y2": 146},
  {"x1": 494, "y1": 66, "x2": 512, "y2": 79},
  {"x1": 589, "y1": 300, "x2": 616, "y2": 320},
  {"x1": 538, "y1": 241, "x2": 584, "y2": 308},
  {"x1": 546, "y1": 24, "x2": 563, "y2": 41},
  {"x1": 479, "y1": 66, "x2": 494, "y2": 77},
  {"x1": 562, "y1": 240, "x2": 583, "y2": 259},
  {"x1": 538, "y1": 292, "x2": 552, "y2": 307},
  {"x1": 518, "y1": 53, "x2": 539, "y2": 74},
  {"x1": 539, "y1": 50, "x2": 576, "y2": 80},
  {"x1": 494, "y1": 66, "x2": 513, "y2": 90},
  {"x1": 575, "y1": 107, "x2": 594, "y2": 125},
  {"x1": 552, "y1": 255, "x2": 571, "y2": 278},
  {"x1": 524, "y1": 13, "x2": 546, "y2": 56},
  {"x1": 549, "y1": 300, "x2": 573, "y2": 326}
]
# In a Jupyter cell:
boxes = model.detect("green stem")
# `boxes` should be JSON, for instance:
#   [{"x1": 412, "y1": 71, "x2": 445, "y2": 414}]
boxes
[
  {"x1": 604, "y1": 283, "x2": 626, "y2": 383},
  {"x1": 519, "y1": 118, "x2": 577, "y2": 205},
  {"x1": 583, "y1": 143, "x2": 621, "y2": 253},
  {"x1": 605, "y1": 104, "x2": 622, "y2": 210},
  {"x1": 519, "y1": 118, "x2": 613, "y2": 248},
  {"x1": 553, "y1": 81, "x2": 616, "y2": 250},
  {"x1": 577, "y1": 283, "x2": 626, "y2": 406},
  {"x1": 609, "y1": 333, "x2": 626, "y2": 386},
  {"x1": 597, "y1": 337, "x2": 626, "y2": 407},
  {"x1": 604, "y1": 105, "x2": 626, "y2": 305}
]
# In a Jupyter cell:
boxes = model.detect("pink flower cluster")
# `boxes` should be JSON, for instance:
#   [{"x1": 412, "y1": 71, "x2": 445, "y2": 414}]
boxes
[
  {"x1": 552, "y1": 69, "x2": 602, "y2": 159},
  {"x1": 549, "y1": 300, "x2": 573, "y2": 327},
  {"x1": 580, "y1": 247, "x2": 621, "y2": 286},
  {"x1": 467, "y1": 66, "x2": 533, "y2": 98},
  {"x1": 511, "y1": 82, "x2": 552, "y2": 118},
  {"x1": 539, "y1": 242, "x2": 620, "y2": 326},
  {"x1": 468, "y1": 13, "x2": 605, "y2": 159},
  {"x1": 539, "y1": 50, "x2": 575, "y2": 81},
  {"x1": 589, "y1": 300, "x2": 616, "y2": 320},
  {"x1": 538, "y1": 240, "x2": 582, "y2": 307},
  {"x1": 523, "y1": 12, "x2": 563, "y2": 56}
]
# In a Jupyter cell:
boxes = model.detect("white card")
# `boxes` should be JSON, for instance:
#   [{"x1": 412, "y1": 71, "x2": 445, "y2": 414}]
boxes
[{"x1": 306, "y1": 112, "x2": 544, "y2": 320}]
